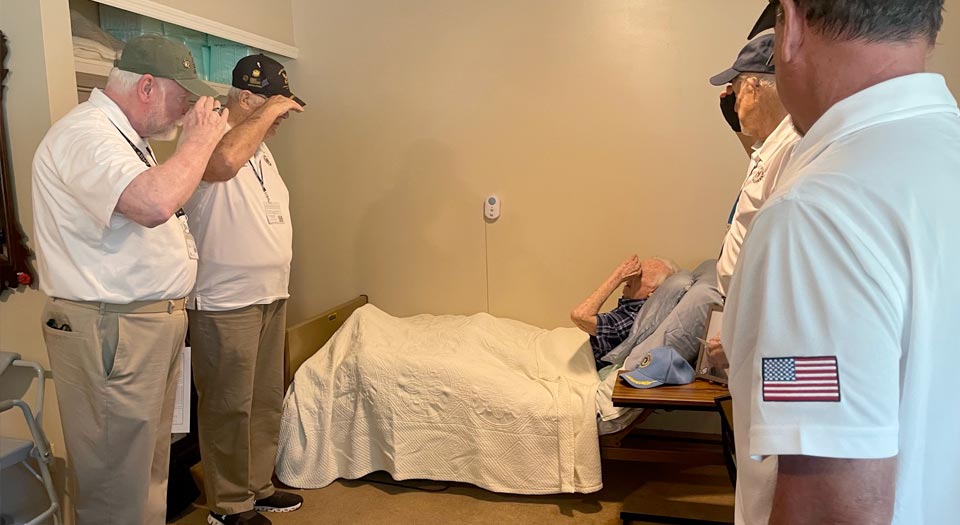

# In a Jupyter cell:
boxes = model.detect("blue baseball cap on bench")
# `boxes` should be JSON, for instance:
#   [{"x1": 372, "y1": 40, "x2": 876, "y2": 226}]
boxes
[{"x1": 621, "y1": 346, "x2": 696, "y2": 389}]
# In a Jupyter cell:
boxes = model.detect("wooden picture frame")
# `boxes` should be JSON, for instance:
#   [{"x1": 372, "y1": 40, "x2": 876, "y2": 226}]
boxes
[{"x1": 0, "y1": 31, "x2": 33, "y2": 294}]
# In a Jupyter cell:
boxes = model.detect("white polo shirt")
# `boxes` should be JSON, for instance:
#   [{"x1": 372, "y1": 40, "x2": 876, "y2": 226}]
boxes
[
  {"x1": 31, "y1": 89, "x2": 197, "y2": 302},
  {"x1": 723, "y1": 73, "x2": 960, "y2": 524},
  {"x1": 183, "y1": 132, "x2": 292, "y2": 311},
  {"x1": 716, "y1": 115, "x2": 801, "y2": 297}
]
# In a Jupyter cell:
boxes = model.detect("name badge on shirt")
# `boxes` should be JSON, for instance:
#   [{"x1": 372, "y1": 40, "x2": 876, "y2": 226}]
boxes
[
  {"x1": 265, "y1": 202, "x2": 285, "y2": 225},
  {"x1": 178, "y1": 215, "x2": 199, "y2": 259}
]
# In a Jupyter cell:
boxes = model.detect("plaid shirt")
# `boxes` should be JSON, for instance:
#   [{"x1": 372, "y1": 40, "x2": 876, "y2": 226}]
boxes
[{"x1": 589, "y1": 297, "x2": 646, "y2": 366}]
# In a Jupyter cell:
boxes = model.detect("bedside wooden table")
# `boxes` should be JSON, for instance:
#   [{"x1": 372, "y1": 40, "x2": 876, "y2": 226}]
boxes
[
  {"x1": 609, "y1": 373, "x2": 734, "y2": 525},
  {"x1": 612, "y1": 374, "x2": 729, "y2": 409}
]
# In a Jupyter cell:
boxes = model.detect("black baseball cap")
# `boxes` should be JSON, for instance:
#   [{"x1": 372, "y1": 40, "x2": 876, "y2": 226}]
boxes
[
  {"x1": 748, "y1": 0, "x2": 780, "y2": 39},
  {"x1": 709, "y1": 34, "x2": 775, "y2": 86},
  {"x1": 232, "y1": 54, "x2": 305, "y2": 107}
]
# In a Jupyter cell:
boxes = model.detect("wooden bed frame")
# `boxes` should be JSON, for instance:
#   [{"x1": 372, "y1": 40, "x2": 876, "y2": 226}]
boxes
[{"x1": 283, "y1": 294, "x2": 369, "y2": 389}]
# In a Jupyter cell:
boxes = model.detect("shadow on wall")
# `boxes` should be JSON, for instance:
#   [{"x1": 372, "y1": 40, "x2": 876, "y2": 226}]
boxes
[{"x1": 354, "y1": 140, "x2": 485, "y2": 317}]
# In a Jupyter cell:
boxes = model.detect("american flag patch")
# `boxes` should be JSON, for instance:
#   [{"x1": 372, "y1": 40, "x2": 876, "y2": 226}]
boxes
[{"x1": 762, "y1": 356, "x2": 841, "y2": 402}]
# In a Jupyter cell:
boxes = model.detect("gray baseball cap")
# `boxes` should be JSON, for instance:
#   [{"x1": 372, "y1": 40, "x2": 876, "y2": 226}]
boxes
[
  {"x1": 620, "y1": 346, "x2": 696, "y2": 389},
  {"x1": 709, "y1": 34, "x2": 776, "y2": 86}
]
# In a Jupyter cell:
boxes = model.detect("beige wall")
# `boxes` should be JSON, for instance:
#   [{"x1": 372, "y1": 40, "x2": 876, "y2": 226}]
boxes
[
  {"x1": 275, "y1": 0, "x2": 960, "y2": 329},
  {"x1": 275, "y1": 0, "x2": 748, "y2": 327},
  {"x1": 141, "y1": 0, "x2": 295, "y2": 48}
]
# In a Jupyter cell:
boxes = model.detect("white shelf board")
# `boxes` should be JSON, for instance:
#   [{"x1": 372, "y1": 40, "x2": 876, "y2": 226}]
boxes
[{"x1": 75, "y1": 56, "x2": 113, "y2": 77}]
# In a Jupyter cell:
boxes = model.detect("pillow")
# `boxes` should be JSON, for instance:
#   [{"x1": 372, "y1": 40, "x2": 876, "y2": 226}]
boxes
[
  {"x1": 623, "y1": 259, "x2": 723, "y2": 370},
  {"x1": 690, "y1": 258, "x2": 717, "y2": 281},
  {"x1": 599, "y1": 269, "x2": 694, "y2": 367}
]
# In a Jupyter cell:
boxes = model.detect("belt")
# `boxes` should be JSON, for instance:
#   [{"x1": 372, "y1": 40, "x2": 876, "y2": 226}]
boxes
[{"x1": 53, "y1": 297, "x2": 188, "y2": 314}]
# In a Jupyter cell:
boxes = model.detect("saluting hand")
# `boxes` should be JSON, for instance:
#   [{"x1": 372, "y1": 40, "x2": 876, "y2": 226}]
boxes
[
  {"x1": 613, "y1": 255, "x2": 642, "y2": 283},
  {"x1": 179, "y1": 96, "x2": 229, "y2": 150},
  {"x1": 262, "y1": 95, "x2": 305, "y2": 119}
]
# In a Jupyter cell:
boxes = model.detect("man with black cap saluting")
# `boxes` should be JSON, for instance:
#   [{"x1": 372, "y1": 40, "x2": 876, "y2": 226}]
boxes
[
  {"x1": 32, "y1": 34, "x2": 228, "y2": 524},
  {"x1": 182, "y1": 54, "x2": 305, "y2": 525}
]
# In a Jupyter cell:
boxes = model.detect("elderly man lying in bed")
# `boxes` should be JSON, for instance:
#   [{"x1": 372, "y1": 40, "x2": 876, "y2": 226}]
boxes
[
  {"x1": 570, "y1": 255, "x2": 680, "y2": 368},
  {"x1": 276, "y1": 258, "x2": 723, "y2": 495}
]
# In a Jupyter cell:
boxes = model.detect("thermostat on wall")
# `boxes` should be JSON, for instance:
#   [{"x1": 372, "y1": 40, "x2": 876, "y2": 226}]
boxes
[{"x1": 484, "y1": 195, "x2": 501, "y2": 220}]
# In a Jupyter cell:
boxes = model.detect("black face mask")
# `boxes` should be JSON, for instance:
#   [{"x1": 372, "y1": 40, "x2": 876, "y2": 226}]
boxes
[{"x1": 720, "y1": 90, "x2": 742, "y2": 133}]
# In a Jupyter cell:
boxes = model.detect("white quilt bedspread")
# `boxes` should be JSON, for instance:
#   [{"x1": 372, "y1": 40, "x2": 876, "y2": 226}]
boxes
[{"x1": 276, "y1": 304, "x2": 603, "y2": 494}]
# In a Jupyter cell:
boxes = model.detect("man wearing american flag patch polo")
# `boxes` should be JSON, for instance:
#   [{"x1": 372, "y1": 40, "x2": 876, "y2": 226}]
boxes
[{"x1": 721, "y1": 1, "x2": 960, "y2": 524}]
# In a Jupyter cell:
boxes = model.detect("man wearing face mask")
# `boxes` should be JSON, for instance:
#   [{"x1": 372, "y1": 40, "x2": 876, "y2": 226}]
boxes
[
  {"x1": 702, "y1": 35, "x2": 805, "y2": 377},
  {"x1": 571, "y1": 255, "x2": 679, "y2": 369},
  {"x1": 710, "y1": 33, "x2": 801, "y2": 298},
  {"x1": 182, "y1": 54, "x2": 305, "y2": 525}
]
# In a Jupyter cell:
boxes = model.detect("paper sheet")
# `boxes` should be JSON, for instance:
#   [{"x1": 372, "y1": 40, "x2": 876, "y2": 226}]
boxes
[{"x1": 172, "y1": 346, "x2": 191, "y2": 434}]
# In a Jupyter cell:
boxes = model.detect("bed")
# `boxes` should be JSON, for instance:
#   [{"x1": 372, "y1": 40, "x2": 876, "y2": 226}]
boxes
[
  {"x1": 276, "y1": 296, "x2": 604, "y2": 494},
  {"x1": 275, "y1": 264, "x2": 721, "y2": 495}
]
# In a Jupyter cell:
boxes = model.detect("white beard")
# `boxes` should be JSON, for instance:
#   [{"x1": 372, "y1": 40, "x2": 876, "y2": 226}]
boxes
[{"x1": 147, "y1": 124, "x2": 180, "y2": 142}]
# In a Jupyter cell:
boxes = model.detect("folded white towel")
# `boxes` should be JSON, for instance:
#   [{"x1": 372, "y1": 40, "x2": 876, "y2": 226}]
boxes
[{"x1": 73, "y1": 36, "x2": 119, "y2": 62}]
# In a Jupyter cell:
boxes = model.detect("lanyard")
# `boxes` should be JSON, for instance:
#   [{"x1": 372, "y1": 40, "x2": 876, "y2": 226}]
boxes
[
  {"x1": 111, "y1": 122, "x2": 157, "y2": 168},
  {"x1": 248, "y1": 157, "x2": 271, "y2": 202},
  {"x1": 726, "y1": 192, "x2": 740, "y2": 226},
  {"x1": 111, "y1": 123, "x2": 185, "y2": 218},
  {"x1": 719, "y1": 194, "x2": 739, "y2": 260}
]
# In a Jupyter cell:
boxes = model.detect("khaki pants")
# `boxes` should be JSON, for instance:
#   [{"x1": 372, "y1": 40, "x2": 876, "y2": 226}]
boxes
[
  {"x1": 41, "y1": 297, "x2": 187, "y2": 525},
  {"x1": 188, "y1": 300, "x2": 286, "y2": 515}
]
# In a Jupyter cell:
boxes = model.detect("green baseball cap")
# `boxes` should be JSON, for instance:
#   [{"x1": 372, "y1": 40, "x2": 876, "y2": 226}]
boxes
[{"x1": 116, "y1": 34, "x2": 218, "y2": 98}]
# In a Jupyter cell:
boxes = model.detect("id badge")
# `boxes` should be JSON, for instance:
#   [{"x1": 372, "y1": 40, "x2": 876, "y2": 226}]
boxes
[
  {"x1": 178, "y1": 215, "x2": 199, "y2": 259},
  {"x1": 265, "y1": 202, "x2": 285, "y2": 225}
]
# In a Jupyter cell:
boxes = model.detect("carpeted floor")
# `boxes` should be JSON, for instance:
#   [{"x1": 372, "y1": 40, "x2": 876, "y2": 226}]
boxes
[{"x1": 171, "y1": 461, "x2": 734, "y2": 525}]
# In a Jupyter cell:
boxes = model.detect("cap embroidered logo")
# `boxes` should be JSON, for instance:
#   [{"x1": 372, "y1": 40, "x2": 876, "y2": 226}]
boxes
[{"x1": 639, "y1": 354, "x2": 652, "y2": 368}]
